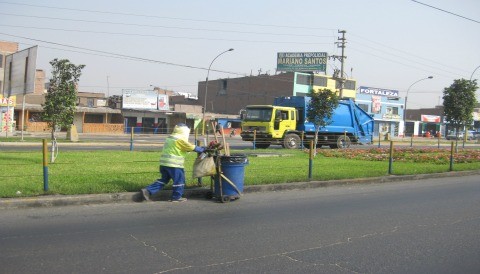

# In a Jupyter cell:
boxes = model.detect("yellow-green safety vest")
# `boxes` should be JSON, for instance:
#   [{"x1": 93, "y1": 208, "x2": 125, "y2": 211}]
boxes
[{"x1": 159, "y1": 136, "x2": 195, "y2": 168}]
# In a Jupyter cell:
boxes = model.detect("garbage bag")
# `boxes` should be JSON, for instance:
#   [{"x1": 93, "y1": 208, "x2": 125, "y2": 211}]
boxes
[{"x1": 193, "y1": 156, "x2": 216, "y2": 178}]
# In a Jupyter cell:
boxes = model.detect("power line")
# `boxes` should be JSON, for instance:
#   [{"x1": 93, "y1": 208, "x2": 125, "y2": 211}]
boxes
[
  {"x1": 349, "y1": 41, "x2": 463, "y2": 78},
  {"x1": 349, "y1": 33, "x2": 470, "y2": 75},
  {"x1": 1, "y1": 33, "x2": 302, "y2": 93},
  {"x1": 411, "y1": 0, "x2": 480, "y2": 24},
  {"x1": 0, "y1": 32, "x2": 246, "y2": 76},
  {"x1": 1, "y1": 1, "x2": 463, "y2": 85},
  {"x1": 0, "y1": 12, "x2": 335, "y2": 39},
  {"x1": 0, "y1": 24, "x2": 333, "y2": 45},
  {"x1": 0, "y1": 1, "x2": 337, "y2": 31},
  {"x1": 3, "y1": 34, "x2": 306, "y2": 94},
  {"x1": 348, "y1": 46, "x2": 451, "y2": 79}
]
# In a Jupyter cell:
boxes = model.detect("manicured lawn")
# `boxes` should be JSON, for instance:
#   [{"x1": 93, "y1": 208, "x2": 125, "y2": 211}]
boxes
[{"x1": 1, "y1": 148, "x2": 480, "y2": 198}]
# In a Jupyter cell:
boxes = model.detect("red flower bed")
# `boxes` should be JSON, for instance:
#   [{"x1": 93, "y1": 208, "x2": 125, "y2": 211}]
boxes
[{"x1": 315, "y1": 148, "x2": 480, "y2": 164}]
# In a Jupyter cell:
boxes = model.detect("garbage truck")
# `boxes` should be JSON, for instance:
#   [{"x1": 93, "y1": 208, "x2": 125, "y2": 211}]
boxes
[{"x1": 240, "y1": 96, "x2": 374, "y2": 149}]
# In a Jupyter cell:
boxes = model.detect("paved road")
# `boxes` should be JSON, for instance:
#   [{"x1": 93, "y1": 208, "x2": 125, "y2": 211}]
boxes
[{"x1": 1, "y1": 176, "x2": 479, "y2": 273}]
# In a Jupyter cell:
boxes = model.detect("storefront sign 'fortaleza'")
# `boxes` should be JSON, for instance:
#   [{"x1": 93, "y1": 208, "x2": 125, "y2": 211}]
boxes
[{"x1": 359, "y1": 86, "x2": 399, "y2": 97}]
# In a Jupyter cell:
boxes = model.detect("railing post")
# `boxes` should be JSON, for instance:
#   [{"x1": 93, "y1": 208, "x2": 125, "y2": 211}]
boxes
[
  {"x1": 388, "y1": 141, "x2": 394, "y2": 175},
  {"x1": 449, "y1": 141, "x2": 454, "y2": 171},
  {"x1": 42, "y1": 139, "x2": 49, "y2": 192},
  {"x1": 130, "y1": 127, "x2": 134, "y2": 151},
  {"x1": 308, "y1": 141, "x2": 314, "y2": 180}
]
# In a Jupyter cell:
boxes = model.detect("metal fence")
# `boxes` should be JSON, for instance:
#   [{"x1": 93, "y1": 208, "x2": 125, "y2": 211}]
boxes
[{"x1": 1, "y1": 134, "x2": 480, "y2": 198}]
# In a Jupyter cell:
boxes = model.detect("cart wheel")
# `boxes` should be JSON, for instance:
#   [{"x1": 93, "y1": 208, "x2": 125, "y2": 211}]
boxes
[{"x1": 221, "y1": 196, "x2": 230, "y2": 203}]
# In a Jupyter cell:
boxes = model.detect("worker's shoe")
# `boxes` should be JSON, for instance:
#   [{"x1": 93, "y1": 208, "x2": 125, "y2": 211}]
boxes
[
  {"x1": 170, "y1": 197, "x2": 187, "y2": 203},
  {"x1": 141, "y1": 189, "x2": 151, "y2": 201}
]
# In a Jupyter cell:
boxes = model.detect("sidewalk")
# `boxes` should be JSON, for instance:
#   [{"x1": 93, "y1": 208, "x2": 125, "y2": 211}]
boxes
[{"x1": 2, "y1": 169, "x2": 479, "y2": 209}]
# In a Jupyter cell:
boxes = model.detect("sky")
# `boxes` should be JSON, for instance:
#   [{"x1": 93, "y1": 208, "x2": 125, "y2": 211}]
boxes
[{"x1": 1, "y1": 0, "x2": 479, "y2": 109}]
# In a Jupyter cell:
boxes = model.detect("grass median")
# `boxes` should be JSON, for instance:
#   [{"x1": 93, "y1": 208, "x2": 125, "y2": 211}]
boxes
[{"x1": 1, "y1": 148, "x2": 480, "y2": 198}]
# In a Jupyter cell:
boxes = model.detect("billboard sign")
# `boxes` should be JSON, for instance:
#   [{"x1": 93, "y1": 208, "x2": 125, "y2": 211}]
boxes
[
  {"x1": 277, "y1": 52, "x2": 327, "y2": 72},
  {"x1": 359, "y1": 86, "x2": 399, "y2": 97},
  {"x1": 421, "y1": 115, "x2": 441, "y2": 123},
  {"x1": 157, "y1": 94, "x2": 170, "y2": 111},
  {"x1": 3, "y1": 46, "x2": 38, "y2": 96},
  {"x1": 371, "y1": 95, "x2": 381, "y2": 114},
  {"x1": 0, "y1": 95, "x2": 16, "y2": 106},
  {"x1": 0, "y1": 106, "x2": 15, "y2": 133},
  {"x1": 122, "y1": 90, "x2": 158, "y2": 110},
  {"x1": 0, "y1": 95, "x2": 16, "y2": 133}
]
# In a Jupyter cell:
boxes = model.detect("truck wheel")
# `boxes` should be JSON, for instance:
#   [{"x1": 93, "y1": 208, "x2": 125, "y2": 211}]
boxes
[
  {"x1": 284, "y1": 133, "x2": 301, "y2": 149},
  {"x1": 254, "y1": 142, "x2": 270, "y2": 149},
  {"x1": 332, "y1": 135, "x2": 351, "y2": 149}
]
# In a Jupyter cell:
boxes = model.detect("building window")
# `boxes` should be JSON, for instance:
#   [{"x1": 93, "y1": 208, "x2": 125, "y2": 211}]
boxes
[
  {"x1": 218, "y1": 79, "x2": 227, "y2": 95},
  {"x1": 386, "y1": 107, "x2": 393, "y2": 115},
  {"x1": 28, "y1": 112, "x2": 44, "y2": 122},
  {"x1": 385, "y1": 106, "x2": 399, "y2": 116},
  {"x1": 392, "y1": 107, "x2": 398, "y2": 115},
  {"x1": 344, "y1": 80, "x2": 356, "y2": 90},
  {"x1": 296, "y1": 74, "x2": 312, "y2": 85},
  {"x1": 87, "y1": 98, "x2": 94, "y2": 107},
  {"x1": 84, "y1": 114, "x2": 103, "y2": 123},
  {"x1": 358, "y1": 103, "x2": 369, "y2": 112},
  {"x1": 313, "y1": 75, "x2": 327, "y2": 87},
  {"x1": 0, "y1": 54, "x2": 3, "y2": 68},
  {"x1": 222, "y1": 79, "x2": 227, "y2": 90},
  {"x1": 336, "y1": 79, "x2": 356, "y2": 90}
]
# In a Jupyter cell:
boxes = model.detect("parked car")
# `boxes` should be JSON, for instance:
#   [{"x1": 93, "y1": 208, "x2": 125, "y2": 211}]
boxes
[{"x1": 446, "y1": 130, "x2": 476, "y2": 140}]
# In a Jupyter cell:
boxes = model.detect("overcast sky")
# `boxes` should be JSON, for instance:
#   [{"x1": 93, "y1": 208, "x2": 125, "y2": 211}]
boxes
[{"x1": 1, "y1": 0, "x2": 479, "y2": 109}]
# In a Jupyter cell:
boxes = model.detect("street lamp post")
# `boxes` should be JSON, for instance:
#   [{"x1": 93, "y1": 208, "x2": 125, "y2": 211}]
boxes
[
  {"x1": 202, "y1": 48, "x2": 234, "y2": 135},
  {"x1": 470, "y1": 65, "x2": 480, "y2": 81},
  {"x1": 403, "y1": 76, "x2": 433, "y2": 135}
]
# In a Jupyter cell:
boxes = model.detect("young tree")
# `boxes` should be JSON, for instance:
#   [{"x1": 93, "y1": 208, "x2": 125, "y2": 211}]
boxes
[
  {"x1": 306, "y1": 88, "x2": 340, "y2": 155},
  {"x1": 42, "y1": 59, "x2": 85, "y2": 161},
  {"x1": 443, "y1": 79, "x2": 478, "y2": 148}
]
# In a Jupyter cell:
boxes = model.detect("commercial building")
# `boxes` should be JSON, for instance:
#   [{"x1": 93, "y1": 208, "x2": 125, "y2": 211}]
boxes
[
  {"x1": 355, "y1": 86, "x2": 405, "y2": 138},
  {"x1": 198, "y1": 72, "x2": 357, "y2": 116}
]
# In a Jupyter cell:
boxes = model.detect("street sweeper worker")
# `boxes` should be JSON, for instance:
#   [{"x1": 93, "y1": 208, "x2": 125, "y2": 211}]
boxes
[{"x1": 141, "y1": 123, "x2": 205, "y2": 202}]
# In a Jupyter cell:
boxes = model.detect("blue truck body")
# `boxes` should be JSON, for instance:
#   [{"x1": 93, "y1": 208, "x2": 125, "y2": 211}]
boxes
[
  {"x1": 240, "y1": 96, "x2": 374, "y2": 149},
  {"x1": 274, "y1": 96, "x2": 374, "y2": 146}
]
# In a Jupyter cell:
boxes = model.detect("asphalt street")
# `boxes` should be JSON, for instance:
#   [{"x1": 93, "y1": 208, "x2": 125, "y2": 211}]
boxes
[{"x1": 1, "y1": 175, "x2": 479, "y2": 273}]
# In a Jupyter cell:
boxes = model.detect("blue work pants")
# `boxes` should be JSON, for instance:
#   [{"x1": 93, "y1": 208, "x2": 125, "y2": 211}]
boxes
[{"x1": 146, "y1": 166, "x2": 185, "y2": 200}]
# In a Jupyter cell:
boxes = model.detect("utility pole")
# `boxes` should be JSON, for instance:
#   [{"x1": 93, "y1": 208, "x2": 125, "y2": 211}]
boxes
[{"x1": 330, "y1": 30, "x2": 347, "y2": 98}]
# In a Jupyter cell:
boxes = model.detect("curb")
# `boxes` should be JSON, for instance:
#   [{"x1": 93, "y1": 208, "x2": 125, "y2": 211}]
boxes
[{"x1": 1, "y1": 170, "x2": 479, "y2": 210}]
